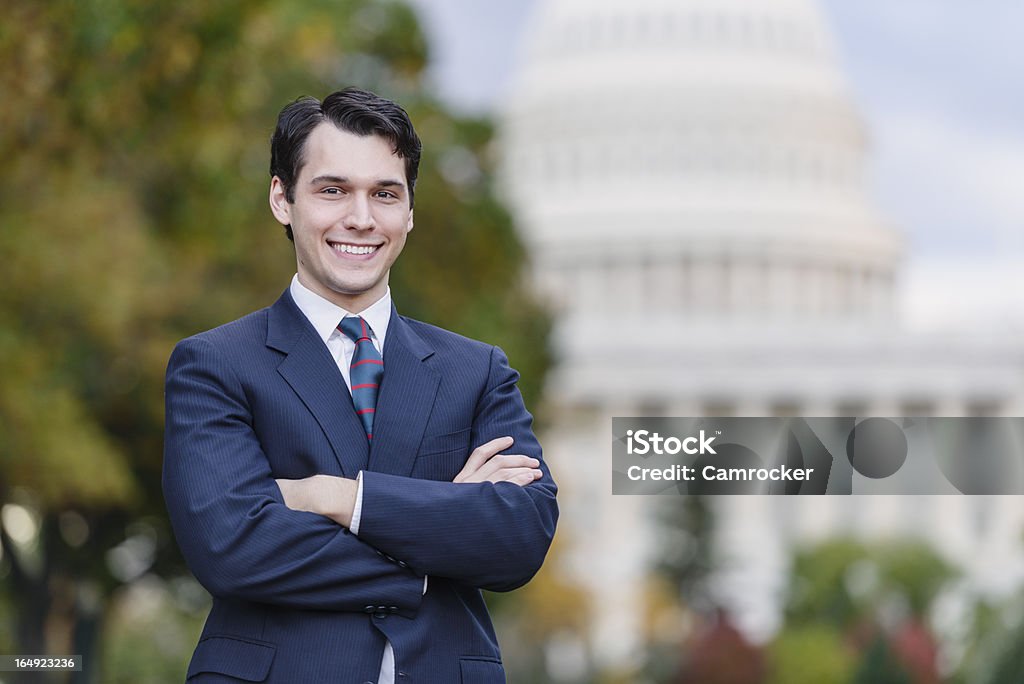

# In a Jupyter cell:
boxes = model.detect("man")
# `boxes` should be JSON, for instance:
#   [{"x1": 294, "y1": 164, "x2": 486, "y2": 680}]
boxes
[{"x1": 163, "y1": 87, "x2": 558, "y2": 683}]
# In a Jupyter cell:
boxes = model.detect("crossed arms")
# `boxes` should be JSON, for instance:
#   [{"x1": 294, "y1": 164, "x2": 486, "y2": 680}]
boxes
[
  {"x1": 277, "y1": 435, "x2": 543, "y2": 528},
  {"x1": 162, "y1": 335, "x2": 558, "y2": 614}
]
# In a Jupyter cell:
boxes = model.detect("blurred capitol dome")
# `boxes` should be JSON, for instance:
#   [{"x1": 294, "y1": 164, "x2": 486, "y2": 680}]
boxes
[
  {"x1": 499, "y1": 0, "x2": 901, "y2": 333},
  {"x1": 496, "y1": 0, "x2": 1024, "y2": 674}
]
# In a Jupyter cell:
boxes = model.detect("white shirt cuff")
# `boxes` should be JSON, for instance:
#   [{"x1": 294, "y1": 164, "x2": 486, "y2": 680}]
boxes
[
  {"x1": 350, "y1": 471, "x2": 364, "y2": 535},
  {"x1": 352, "y1": 471, "x2": 421, "y2": 597}
]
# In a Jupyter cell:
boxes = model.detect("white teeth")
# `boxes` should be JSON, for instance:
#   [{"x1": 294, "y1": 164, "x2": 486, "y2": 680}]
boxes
[{"x1": 331, "y1": 243, "x2": 378, "y2": 255}]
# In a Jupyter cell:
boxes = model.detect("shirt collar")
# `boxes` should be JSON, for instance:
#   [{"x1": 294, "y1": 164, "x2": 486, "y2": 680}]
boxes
[{"x1": 289, "y1": 274, "x2": 392, "y2": 348}]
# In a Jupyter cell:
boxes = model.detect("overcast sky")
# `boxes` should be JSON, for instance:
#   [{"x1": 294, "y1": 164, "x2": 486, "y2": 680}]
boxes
[{"x1": 406, "y1": 0, "x2": 1024, "y2": 328}]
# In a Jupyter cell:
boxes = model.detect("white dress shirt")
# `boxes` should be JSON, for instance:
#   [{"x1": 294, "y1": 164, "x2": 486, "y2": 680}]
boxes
[{"x1": 288, "y1": 274, "x2": 399, "y2": 683}]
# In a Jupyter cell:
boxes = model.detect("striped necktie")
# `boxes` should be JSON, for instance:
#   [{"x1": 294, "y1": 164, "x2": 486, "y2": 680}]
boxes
[{"x1": 338, "y1": 316, "x2": 383, "y2": 440}]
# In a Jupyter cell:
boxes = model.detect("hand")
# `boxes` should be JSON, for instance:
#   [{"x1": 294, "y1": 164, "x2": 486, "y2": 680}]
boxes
[
  {"x1": 276, "y1": 475, "x2": 358, "y2": 528},
  {"x1": 453, "y1": 436, "x2": 542, "y2": 486}
]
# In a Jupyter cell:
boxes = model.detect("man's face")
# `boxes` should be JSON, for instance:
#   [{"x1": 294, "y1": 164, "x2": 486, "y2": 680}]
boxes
[{"x1": 270, "y1": 123, "x2": 414, "y2": 312}]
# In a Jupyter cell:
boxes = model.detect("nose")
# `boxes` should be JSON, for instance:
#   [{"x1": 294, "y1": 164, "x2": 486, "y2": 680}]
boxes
[{"x1": 344, "y1": 195, "x2": 375, "y2": 230}]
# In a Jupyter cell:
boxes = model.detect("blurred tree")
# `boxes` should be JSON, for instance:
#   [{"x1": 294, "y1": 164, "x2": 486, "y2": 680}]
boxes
[
  {"x1": 852, "y1": 633, "x2": 913, "y2": 684},
  {"x1": 766, "y1": 624, "x2": 855, "y2": 684},
  {"x1": 676, "y1": 611, "x2": 766, "y2": 684},
  {"x1": 778, "y1": 538, "x2": 955, "y2": 684},
  {"x1": 496, "y1": 533, "x2": 593, "y2": 684},
  {"x1": 785, "y1": 539, "x2": 956, "y2": 629},
  {"x1": 0, "y1": 0, "x2": 550, "y2": 681},
  {"x1": 785, "y1": 538, "x2": 872, "y2": 628},
  {"x1": 656, "y1": 495, "x2": 715, "y2": 607},
  {"x1": 978, "y1": 603, "x2": 1024, "y2": 684},
  {"x1": 985, "y1": 633, "x2": 1024, "y2": 683},
  {"x1": 99, "y1": 578, "x2": 206, "y2": 684},
  {"x1": 950, "y1": 596, "x2": 1005, "y2": 684},
  {"x1": 646, "y1": 493, "x2": 715, "y2": 679},
  {"x1": 889, "y1": 619, "x2": 940, "y2": 684},
  {"x1": 642, "y1": 575, "x2": 694, "y2": 684}
]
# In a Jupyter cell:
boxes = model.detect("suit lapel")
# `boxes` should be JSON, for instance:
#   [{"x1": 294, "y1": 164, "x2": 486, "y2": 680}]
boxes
[
  {"x1": 369, "y1": 308, "x2": 439, "y2": 476},
  {"x1": 267, "y1": 290, "x2": 369, "y2": 478}
]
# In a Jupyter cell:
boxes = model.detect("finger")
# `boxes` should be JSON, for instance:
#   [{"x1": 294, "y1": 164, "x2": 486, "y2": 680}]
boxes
[
  {"x1": 475, "y1": 454, "x2": 535, "y2": 480},
  {"x1": 467, "y1": 436, "x2": 514, "y2": 469},
  {"x1": 455, "y1": 436, "x2": 514, "y2": 482},
  {"x1": 512, "y1": 469, "x2": 544, "y2": 486},
  {"x1": 489, "y1": 467, "x2": 543, "y2": 486},
  {"x1": 510, "y1": 470, "x2": 543, "y2": 487},
  {"x1": 455, "y1": 456, "x2": 524, "y2": 484}
]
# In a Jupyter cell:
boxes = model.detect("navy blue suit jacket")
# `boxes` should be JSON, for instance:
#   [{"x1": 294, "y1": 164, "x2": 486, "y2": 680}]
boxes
[{"x1": 162, "y1": 290, "x2": 558, "y2": 683}]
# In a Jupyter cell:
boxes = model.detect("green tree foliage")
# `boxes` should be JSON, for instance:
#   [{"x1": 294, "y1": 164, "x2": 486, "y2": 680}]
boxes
[
  {"x1": 0, "y1": 0, "x2": 549, "y2": 680},
  {"x1": 851, "y1": 634, "x2": 913, "y2": 684},
  {"x1": 785, "y1": 538, "x2": 872, "y2": 628},
  {"x1": 984, "y1": 625, "x2": 1024, "y2": 684},
  {"x1": 774, "y1": 538, "x2": 956, "y2": 684},
  {"x1": 766, "y1": 624, "x2": 856, "y2": 684},
  {"x1": 969, "y1": 594, "x2": 1024, "y2": 684},
  {"x1": 655, "y1": 494, "x2": 715, "y2": 606},
  {"x1": 785, "y1": 538, "x2": 956, "y2": 628},
  {"x1": 646, "y1": 494, "x2": 715, "y2": 680}
]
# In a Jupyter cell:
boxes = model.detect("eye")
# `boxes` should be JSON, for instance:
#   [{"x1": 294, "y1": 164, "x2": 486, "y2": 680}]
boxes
[
  {"x1": 321, "y1": 187, "x2": 344, "y2": 195},
  {"x1": 375, "y1": 190, "x2": 398, "y2": 200}
]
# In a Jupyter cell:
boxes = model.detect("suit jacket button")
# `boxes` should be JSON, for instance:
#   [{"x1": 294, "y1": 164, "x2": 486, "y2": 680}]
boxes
[
  {"x1": 397, "y1": 560, "x2": 408, "y2": 568},
  {"x1": 363, "y1": 605, "x2": 375, "y2": 614},
  {"x1": 389, "y1": 606, "x2": 398, "y2": 614}
]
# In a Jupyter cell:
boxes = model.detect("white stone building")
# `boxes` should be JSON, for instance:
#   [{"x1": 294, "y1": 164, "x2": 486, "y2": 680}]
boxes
[{"x1": 497, "y1": 0, "x2": 1024, "y2": 673}]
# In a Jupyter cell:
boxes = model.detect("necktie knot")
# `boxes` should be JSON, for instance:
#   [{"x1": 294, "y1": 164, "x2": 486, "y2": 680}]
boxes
[
  {"x1": 338, "y1": 315, "x2": 373, "y2": 344},
  {"x1": 338, "y1": 316, "x2": 383, "y2": 439}
]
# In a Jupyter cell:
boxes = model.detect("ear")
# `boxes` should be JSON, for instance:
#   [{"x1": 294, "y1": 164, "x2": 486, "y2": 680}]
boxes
[
  {"x1": 406, "y1": 209, "x2": 414, "y2": 234},
  {"x1": 269, "y1": 176, "x2": 292, "y2": 226}
]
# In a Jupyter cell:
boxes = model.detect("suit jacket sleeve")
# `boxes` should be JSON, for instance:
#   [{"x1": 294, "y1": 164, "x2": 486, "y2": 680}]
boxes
[
  {"x1": 356, "y1": 345, "x2": 558, "y2": 592},
  {"x1": 162, "y1": 336, "x2": 425, "y2": 612}
]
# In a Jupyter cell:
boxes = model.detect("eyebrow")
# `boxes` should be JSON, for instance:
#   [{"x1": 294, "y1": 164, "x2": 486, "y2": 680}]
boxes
[
  {"x1": 308, "y1": 175, "x2": 406, "y2": 190},
  {"x1": 309, "y1": 175, "x2": 347, "y2": 185}
]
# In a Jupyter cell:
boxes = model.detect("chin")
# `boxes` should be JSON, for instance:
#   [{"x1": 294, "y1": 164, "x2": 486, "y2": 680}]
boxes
[{"x1": 331, "y1": 281, "x2": 379, "y2": 298}]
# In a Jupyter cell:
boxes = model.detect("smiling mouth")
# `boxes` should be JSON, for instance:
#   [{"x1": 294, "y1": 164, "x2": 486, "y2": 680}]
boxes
[{"x1": 328, "y1": 241, "x2": 381, "y2": 256}]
